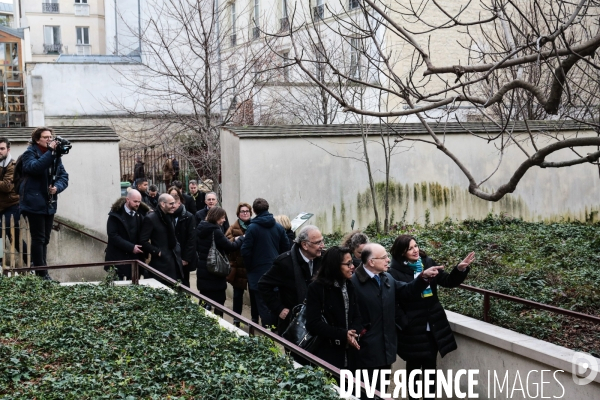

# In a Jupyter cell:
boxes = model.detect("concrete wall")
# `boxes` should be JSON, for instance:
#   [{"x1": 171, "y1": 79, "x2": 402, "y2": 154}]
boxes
[
  {"x1": 221, "y1": 129, "x2": 600, "y2": 233},
  {"x1": 9, "y1": 140, "x2": 120, "y2": 235}
]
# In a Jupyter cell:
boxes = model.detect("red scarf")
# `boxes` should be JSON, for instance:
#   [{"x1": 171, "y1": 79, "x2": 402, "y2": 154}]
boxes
[{"x1": 37, "y1": 144, "x2": 49, "y2": 154}]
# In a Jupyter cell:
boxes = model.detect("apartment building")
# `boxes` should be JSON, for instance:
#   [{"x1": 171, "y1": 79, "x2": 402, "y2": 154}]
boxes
[{"x1": 14, "y1": 0, "x2": 106, "y2": 61}]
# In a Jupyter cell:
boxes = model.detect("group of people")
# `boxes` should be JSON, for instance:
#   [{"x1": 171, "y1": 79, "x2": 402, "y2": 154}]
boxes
[
  {"x1": 0, "y1": 127, "x2": 69, "y2": 280},
  {"x1": 104, "y1": 179, "x2": 476, "y2": 398}
]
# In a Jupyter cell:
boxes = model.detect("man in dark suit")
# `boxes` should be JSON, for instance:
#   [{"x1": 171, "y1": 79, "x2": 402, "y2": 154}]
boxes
[
  {"x1": 140, "y1": 193, "x2": 184, "y2": 284},
  {"x1": 351, "y1": 243, "x2": 442, "y2": 394},
  {"x1": 104, "y1": 189, "x2": 146, "y2": 280},
  {"x1": 188, "y1": 180, "x2": 205, "y2": 212},
  {"x1": 258, "y1": 224, "x2": 321, "y2": 333}
]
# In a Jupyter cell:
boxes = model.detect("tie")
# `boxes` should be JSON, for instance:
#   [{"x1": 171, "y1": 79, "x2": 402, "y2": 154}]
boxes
[
  {"x1": 308, "y1": 260, "x2": 313, "y2": 276},
  {"x1": 374, "y1": 275, "x2": 381, "y2": 287}
]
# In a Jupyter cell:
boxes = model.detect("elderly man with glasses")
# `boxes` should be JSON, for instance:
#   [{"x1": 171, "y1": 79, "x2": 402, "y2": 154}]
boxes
[
  {"x1": 351, "y1": 243, "x2": 443, "y2": 395},
  {"x1": 258, "y1": 224, "x2": 325, "y2": 334}
]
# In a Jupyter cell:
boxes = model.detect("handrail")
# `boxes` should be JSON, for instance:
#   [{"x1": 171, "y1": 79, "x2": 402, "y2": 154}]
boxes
[
  {"x1": 4, "y1": 260, "x2": 379, "y2": 399},
  {"x1": 458, "y1": 284, "x2": 600, "y2": 324},
  {"x1": 54, "y1": 220, "x2": 108, "y2": 245}
]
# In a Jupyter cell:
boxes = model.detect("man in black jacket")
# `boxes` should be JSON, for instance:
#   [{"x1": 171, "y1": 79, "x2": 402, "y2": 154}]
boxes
[
  {"x1": 195, "y1": 191, "x2": 229, "y2": 232},
  {"x1": 258, "y1": 224, "x2": 322, "y2": 334},
  {"x1": 188, "y1": 180, "x2": 205, "y2": 211},
  {"x1": 351, "y1": 243, "x2": 442, "y2": 393},
  {"x1": 171, "y1": 190, "x2": 197, "y2": 288},
  {"x1": 104, "y1": 189, "x2": 147, "y2": 280},
  {"x1": 140, "y1": 193, "x2": 184, "y2": 284}
]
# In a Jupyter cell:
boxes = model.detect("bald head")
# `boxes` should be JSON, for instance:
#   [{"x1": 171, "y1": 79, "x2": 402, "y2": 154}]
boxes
[
  {"x1": 125, "y1": 189, "x2": 142, "y2": 211},
  {"x1": 158, "y1": 193, "x2": 176, "y2": 214},
  {"x1": 361, "y1": 243, "x2": 390, "y2": 274}
]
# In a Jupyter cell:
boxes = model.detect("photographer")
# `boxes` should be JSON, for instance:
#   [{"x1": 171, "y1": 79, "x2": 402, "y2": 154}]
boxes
[{"x1": 19, "y1": 127, "x2": 69, "y2": 280}]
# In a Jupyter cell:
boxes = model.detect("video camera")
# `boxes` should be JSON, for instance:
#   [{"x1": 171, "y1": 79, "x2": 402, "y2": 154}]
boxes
[{"x1": 53, "y1": 136, "x2": 72, "y2": 155}]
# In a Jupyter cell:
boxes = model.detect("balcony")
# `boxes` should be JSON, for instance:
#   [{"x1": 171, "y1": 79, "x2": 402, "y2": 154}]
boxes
[
  {"x1": 76, "y1": 44, "x2": 92, "y2": 56},
  {"x1": 313, "y1": 5, "x2": 324, "y2": 20},
  {"x1": 279, "y1": 17, "x2": 289, "y2": 32},
  {"x1": 43, "y1": 43, "x2": 63, "y2": 54},
  {"x1": 74, "y1": 4, "x2": 90, "y2": 16},
  {"x1": 252, "y1": 27, "x2": 260, "y2": 40},
  {"x1": 230, "y1": 34, "x2": 237, "y2": 47},
  {"x1": 42, "y1": 2, "x2": 59, "y2": 13}
]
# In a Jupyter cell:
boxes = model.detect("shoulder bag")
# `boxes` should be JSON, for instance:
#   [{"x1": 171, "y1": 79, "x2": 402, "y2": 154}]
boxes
[{"x1": 206, "y1": 232, "x2": 231, "y2": 277}]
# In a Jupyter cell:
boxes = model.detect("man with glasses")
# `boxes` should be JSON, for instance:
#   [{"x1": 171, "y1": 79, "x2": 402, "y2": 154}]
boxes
[
  {"x1": 258, "y1": 224, "x2": 324, "y2": 334},
  {"x1": 352, "y1": 243, "x2": 443, "y2": 394},
  {"x1": 140, "y1": 193, "x2": 184, "y2": 284},
  {"x1": 241, "y1": 198, "x2": 289, "y2": 328}
]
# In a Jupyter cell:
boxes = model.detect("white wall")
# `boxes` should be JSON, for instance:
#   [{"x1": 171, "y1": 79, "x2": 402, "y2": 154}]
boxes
[{"x1": 221, "y1": 128, "x2": 600, "y2": 233}]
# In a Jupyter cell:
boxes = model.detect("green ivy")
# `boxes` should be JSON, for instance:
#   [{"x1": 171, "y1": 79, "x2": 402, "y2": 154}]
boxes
[{"x1": 0, "y1": 276, "x2": 338, "y2": 399}]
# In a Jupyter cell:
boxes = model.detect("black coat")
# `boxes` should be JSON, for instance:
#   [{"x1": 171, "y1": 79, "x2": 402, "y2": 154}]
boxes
[
  {"x1": 258, "y1": 244, "x2": 321, "y2": 333},
  {"x1": 350, "y1": 264, "x2": 429, "y2": 369},
  {"x1": 174, "y1": 205, "x2": 197, "y2": 272},
  {"x1": 305, "y1": 280, "x2": 362, "y2": 369},
  {"x1": 182, "y1": 193, "x2": 197, "y2": 215},
  {"x1": 388, "y1": 256, "x2": 469, "y2": 361},
  {"x1": 195, "y1": 220, "x2": 243, "y2": 292},
  {"x1": 104, "y1": 198, "x2": 146, "y2": 277},
  {"x1": 190, "y1": 191, "x2": 205, "y2": 212},
  {"x1": 195, "y1": 207, "x2": 229, "y2": 233},
  {"x1": 139, "y1": 208, "x2": 183, "y2": 281}
]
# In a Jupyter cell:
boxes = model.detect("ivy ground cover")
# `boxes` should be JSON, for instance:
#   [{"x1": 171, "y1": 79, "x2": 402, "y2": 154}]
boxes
[{"x1": 0, "y1": 276, "x2": 338, "y2": 399}]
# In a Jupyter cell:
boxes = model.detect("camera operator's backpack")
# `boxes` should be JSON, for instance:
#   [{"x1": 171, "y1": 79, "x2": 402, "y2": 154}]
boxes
[{"x1": 12, "y1": 155, "x2": 24, "y2": 193}]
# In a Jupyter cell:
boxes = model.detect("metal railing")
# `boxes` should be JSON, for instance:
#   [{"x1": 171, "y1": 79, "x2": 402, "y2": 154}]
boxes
[
  {"x1": 458, "y1": 284, "x2": 600, "y2": 324},
  {"x1": 43, "y1": 43, "x2": 63, "y2": 54},
  {"x1": 42, "y1": 2, "x2": 59, "y2": 13},
  {"x1": 2, "y1": 260, "x2": 380, "y2": 398}
]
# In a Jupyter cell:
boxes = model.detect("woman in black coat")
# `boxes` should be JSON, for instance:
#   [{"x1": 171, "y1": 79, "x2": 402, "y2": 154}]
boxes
[
  {"x1": 305, "y1": 246, "x2": 362, "y2": 369},
  {"x1": 196, "y1": 206, "x2": 243, "y2": 317},
  {"x1": 389, "y1": 234, "x2": 474, "y2": 399}
]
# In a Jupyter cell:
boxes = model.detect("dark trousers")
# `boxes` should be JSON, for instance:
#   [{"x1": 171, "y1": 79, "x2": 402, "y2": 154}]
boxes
[
  {"x1": 232, "y1": 288, "x2": 260, "y2": 324},
  {"x1": 250, "y1": 288, "x2": 276, "y2": 328},
  {"x1": 22, "y1": 212, "x2": 54, "y2": 277},
  {"x1": 200, "y1": 289, "x2": 226, "y2": 317},
  {"x1": 406, "y1": 332, "x2": 439, "y2": 399}
]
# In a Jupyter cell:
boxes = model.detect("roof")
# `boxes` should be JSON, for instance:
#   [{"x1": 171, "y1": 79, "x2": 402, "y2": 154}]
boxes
[
  {"x1": 0, "y1": 126, "x2": 119, "y2": 143},
  {"x1": 0, "y1": 25, "x2": 24, "y2": 39},
  {"x1": 56, "y1": 55, "x2": 142, "y2": 64},
  {"x1": 223, "y1": 120, "x2": 592, "y2": 138},
  {"x1": 0, "y1": 3, "x2": 13, "y2": 13}
]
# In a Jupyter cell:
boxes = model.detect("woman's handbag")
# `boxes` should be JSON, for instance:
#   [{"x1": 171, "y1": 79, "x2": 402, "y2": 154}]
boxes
[
  {"x1": 282, "y1": 301, "x2": 325, "y2": 353},
  {"x1": 206, "y1": 232, "x2": 231, "y2": 277}
]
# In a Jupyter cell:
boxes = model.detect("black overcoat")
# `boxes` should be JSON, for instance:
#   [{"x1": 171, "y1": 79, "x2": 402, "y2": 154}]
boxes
[
  {"x1": 174, "y1": 205, "x2": 197, "y2": 272},
  {"x1": 305, "y1": 280, "x2": 363, "y2": 369},
  {"x1": 139, "y1": 208, "x2": 183, "y2": 281},
  {"x1": 258, "y1": 244, "x2": 321, "y2": 333},
  {"x1": 195, "y1": 220, "x2": 243, "y2": 292},
  {"x1": 388, "y1": 256, "x2": 469, "y2": 361},
  {"x1": 350, "y1": 264, "x2": 429, "y2": 369},
  {"x1": 104, "y1": 198, "x2": 146, "y2": 277}
]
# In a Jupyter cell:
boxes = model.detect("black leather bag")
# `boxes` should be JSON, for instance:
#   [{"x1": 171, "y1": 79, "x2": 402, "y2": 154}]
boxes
[
  {"x1": 282, "y1": 302, "x2": 324, "y2": 353},
  {"x1": 206, "y1": 232, "x2": 231, "y2": 277}
]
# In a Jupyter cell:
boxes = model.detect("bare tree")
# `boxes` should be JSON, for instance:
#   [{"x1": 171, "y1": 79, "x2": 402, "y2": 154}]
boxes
[
  {"x1": 101, "y1": 0, "x2": 276, "y2": 196},
  {"x1": 280, "y1": 0, "x2": 600, "y2": 201}
]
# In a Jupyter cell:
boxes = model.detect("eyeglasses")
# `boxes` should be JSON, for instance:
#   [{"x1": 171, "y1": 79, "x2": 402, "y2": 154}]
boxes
[
  {"x1": 308, "y1": 239, "x2": 325, "y2": 246},
  {"x1": 239, "y1": 210, "x2": 251, "y2": 214},
  {"x1": 370, "y1": 254, "x2": 390, "y2": 261},
  {"x1": 341, "y1": 261, "x2": 354, "y2": 267}
]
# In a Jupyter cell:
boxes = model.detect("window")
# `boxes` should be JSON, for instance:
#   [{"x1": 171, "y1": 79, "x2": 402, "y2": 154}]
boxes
[
  {"x1": 229, "y1": 65, "x2": 237, "y2": 108},
  {"x1": 280, "y1": 0, "x2": 289, "y2": 31},
  {"x1": 42, "y1": 0, "x2": 59, "y2": 13},
  {"x1": 350, "y1": 37, "x2": 361, "y2": 78},
  {"x1": 0, "y1": 43, "x2": 20, "y2": 80},
  {"x1": 75, "y1": 0, "x2": 88, "y2": 3},
  {"x1": 314, "y1": 44, "x2": 325, "y2": 82},
  {"x1": 76, "y1": 27, "x2": 90, "y2": 45},
  {"x1": 43, "y1": 26, "x2": 62, "y2": 53},
  {"x1": 252, "y1": 0, "x2": 260, "y2": 39},
  {"x1": 230, "y1": 2, "x2": 237, "y2": 46},
  {"x1": 313, "y1": 0, "x2": 324, "y2": 20},
  {"x1": 349, "y1": 0, "x2": 359, "y2": 10},
  {"x1": 281, "y1": 51, "x2": 290, "y2": 81}
]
